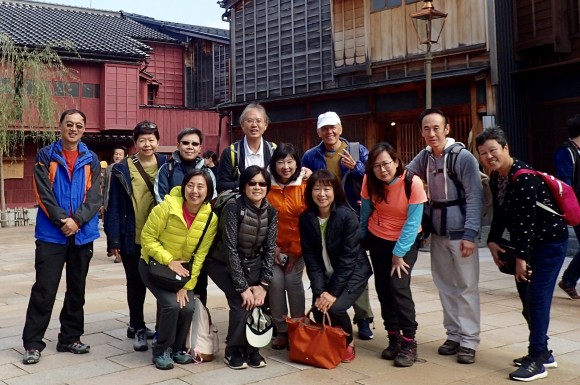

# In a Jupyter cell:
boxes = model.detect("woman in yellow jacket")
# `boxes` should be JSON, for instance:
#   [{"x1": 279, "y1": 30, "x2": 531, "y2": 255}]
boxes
[
  {"x1": 139, "y1": 170, "x2": 218, "y2": 370},
  {"x1": 266, "y1": 143, "x2": 311, "y2": 349}
]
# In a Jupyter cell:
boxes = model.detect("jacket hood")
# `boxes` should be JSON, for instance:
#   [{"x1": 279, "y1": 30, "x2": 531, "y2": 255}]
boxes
[{"x1": 425, "y1": 138, "x2": 461, "y2": 154}]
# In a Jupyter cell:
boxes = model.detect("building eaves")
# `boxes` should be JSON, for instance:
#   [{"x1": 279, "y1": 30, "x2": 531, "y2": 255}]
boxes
[
  {"x1": 0, "y1": 0, "x2": 180, "y2": 60},
  {"x1": 216, "y1": 66, "x2": 490, "y2": 111},
  {"x1": 125, "y1": 13, "x2": 229, "y2": 45}
]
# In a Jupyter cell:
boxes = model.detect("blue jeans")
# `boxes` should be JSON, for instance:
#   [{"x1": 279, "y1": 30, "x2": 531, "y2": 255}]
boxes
[
  {"x1": 561, "y1": 225, "x2": 580, "y2": 288},
  {"x1": 515, "y1": 239, "x2": 567, "y2": 359}
]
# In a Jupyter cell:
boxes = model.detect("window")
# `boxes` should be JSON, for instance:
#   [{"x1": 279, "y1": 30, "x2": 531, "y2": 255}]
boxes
[
  {"x1": 147, "y1": 84, "x2": 158, "y2": 105},
  {"x1": 54, "y1": 82, "x2": 79, "y2": 97},
  {"x1": 82, "y1": 83, "x2": 100, "y2": 98},
  {"x1": 371, "y1": 0, "x2": 402, "y2": 12}
]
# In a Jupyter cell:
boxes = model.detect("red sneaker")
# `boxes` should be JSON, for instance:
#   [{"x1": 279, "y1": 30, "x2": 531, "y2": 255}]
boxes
[{"x1": 342, "y1": 345, "x2": 356, "y2": 363}]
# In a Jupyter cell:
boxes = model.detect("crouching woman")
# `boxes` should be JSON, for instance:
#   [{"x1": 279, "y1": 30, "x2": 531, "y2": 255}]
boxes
[
  {"x1": 139, "y1": 170, "x2": 218, "y2": 370},
  {"x1": 299, "y1": 169, "x2": 373, "y2": 363}
]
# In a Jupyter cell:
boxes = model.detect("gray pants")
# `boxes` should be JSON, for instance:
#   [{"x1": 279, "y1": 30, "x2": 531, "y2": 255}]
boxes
[
  {"x1": 269, "y1": 258, "x2": 306, "y2": 333},
  {"x1": 352, "y1": 284, "x2": 373, "y2": 323},
  {"x1": 430, "y1": 235, "x2": 481, "y2": 350}
]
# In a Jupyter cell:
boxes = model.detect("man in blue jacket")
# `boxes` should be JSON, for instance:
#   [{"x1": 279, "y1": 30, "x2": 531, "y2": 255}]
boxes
[
  {"x1": 22, "y1": 109, "x2": 102, "y2": 364},
  {"x1": 301, "y1": 111, "x2": 374, "y2": 340}
]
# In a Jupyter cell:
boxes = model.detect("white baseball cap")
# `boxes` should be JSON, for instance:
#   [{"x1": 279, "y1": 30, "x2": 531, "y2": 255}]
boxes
[
  {"x1": 245, "y1": 307, "x2": 273, "y2": 348},
  {"x1": 317, "y1": 111, "x2": 341, "y2": 129}
]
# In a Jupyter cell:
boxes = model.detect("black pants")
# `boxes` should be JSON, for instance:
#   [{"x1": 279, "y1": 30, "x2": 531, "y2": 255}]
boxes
[
  {"x1": 366, "y1": 231, "x2": 418, "y2": 339},
  {"x1": 121, "y1": 245, "x2": 147, "y2": 331},
  {"x1": 23, "y1": 238, "x2": 93, "y2": 351},
  {"x1": 206, "y1": 257, "x2": 250, "y2": 351},
  {"x1": 193, "y1": 266, "x2": 208, "y2": 306},
  {"x1": 139, "y1": 260, "x2": 195, "y2": 356}
]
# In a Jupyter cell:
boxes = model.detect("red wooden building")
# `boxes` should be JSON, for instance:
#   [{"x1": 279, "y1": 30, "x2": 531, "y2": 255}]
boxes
[{"x1": 0, "y1": 0, "x2": 229, "y2": 209}]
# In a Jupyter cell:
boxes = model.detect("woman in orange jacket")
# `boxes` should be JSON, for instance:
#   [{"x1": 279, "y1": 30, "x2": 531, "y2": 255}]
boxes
[{"x1": 267, "y1": 143, "x2": 311, "y2": 349}]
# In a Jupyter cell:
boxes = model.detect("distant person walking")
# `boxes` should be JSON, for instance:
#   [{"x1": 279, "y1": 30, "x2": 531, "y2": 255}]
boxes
[{"x1": 554, "y1": 114, "x2": 580, "y2": 300}]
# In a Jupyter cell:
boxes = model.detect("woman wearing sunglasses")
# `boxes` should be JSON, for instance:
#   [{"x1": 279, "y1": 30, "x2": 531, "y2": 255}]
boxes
[{"x1": 206, "y1": 165, "x2": 278, "y2": 370}]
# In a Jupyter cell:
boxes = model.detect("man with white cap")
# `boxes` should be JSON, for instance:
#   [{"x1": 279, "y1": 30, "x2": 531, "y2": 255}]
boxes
[{"x1": 301, "y1": 111, "x2": 374, "y2": 340}]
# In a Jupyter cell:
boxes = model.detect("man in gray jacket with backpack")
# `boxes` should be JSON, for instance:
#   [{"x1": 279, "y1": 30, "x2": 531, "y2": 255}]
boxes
[{"x1": 407, "y1": 108, "x2": 483, "y2": 365}]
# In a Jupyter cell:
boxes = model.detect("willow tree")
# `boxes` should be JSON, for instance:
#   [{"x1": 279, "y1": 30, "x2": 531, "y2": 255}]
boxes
[{"x1": 0, "y1": 34, "x2": 70, "y2": 227}]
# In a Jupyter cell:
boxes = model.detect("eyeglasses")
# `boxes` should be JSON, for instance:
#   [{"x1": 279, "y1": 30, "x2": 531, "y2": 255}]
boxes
[
  {"x1": 372, "y1": 160, "x2": 394, "y2": 171},
  {"x1": 247, "y1": 181, "x2": 268, "y2": 187},
  {"x1": 244, "y1": 118, "x2": 264, "y2": 125},
  {"x1": 180, "y1": 140, "x2": 200, "y2": 147}
]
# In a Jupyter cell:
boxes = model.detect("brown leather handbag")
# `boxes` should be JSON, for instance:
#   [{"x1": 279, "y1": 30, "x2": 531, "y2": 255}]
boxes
[{"x1": 286, "y1": 308, "x2": 348, "y2": 369}]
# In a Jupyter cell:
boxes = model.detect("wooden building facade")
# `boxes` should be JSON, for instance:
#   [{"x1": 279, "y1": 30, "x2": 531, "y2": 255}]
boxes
[{"x1": 218, "y1": 0, "x2": 495, "y2": 162}]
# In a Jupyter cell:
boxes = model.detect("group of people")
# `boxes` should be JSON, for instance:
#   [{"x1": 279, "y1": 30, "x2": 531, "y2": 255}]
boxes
[{"x1": 20, "y1": 106, "x2": 578, "y2": 383}]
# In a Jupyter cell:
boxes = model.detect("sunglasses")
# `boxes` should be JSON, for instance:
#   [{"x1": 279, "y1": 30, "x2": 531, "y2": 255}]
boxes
[
  {"x1": 180, "y1": 140, "x2": 201, "y2": 146},
  {"x1": 247, "y1": 181, "x2": 268, "y2": 187}
]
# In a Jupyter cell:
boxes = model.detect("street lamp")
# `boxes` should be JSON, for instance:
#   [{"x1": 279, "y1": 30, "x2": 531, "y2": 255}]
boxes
[{"x1": 410, "y1": 1, "x2": 447, "y2": 108}]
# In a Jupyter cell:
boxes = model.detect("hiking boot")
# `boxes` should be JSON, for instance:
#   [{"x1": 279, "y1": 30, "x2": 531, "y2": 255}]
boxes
[
  {"x1": 127, "y1": 326, "x2": 155, "y2": 339},
  {"x1": 558, "y1": 280, "x2": 580, "y2": 300},
  {"x1": 342, "y1": 345, "x2": 356, "y2": 363},
  {"x1": 173, "y1": 350, "x2": 194, "y2": 364},
  {"x1": 56, "y1": 341, "x2": 90, "y2": 354},
  {"x1": 514, "y1": 351, "x2": 557, "y2": 369},
  {"x1": 133, "y1": 328, "x2": 148, "y2": 351},
  {"x1": 509, "y1": 357, "x2": 547, "y2": 382},
  {"x1": 271, "y1": 332, "x2": 288, "y2": 350},
  {"x1": 152, "y1": 347, "x2": 174, "y2": 370},
  {"x1": 381, "y1": 333, "x2": 401, "y2": 360},
  {"x1": 394, "y1": 338, "x2": 417, "y2": 367},
  {"x1": 437, "y1": 340, "x2": 460, "y2": 355},
  {"x1": 457, "y1": 347, "x2": 476, "y2": 364},
  {"x1": 356, "y1": 318, "x2": 373, "y2": 340},
  {"x1": 247, "y1": 347, "x2": 267, "y2": 368},
  {"x1": 225, "y1": 350, "x2": 248, "y2": 369},
  {"x1": 22, "y1": 349, "x2": 41, "y2": 364}
]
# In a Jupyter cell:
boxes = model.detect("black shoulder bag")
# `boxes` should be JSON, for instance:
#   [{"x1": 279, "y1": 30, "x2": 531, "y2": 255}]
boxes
[{"x1": 148, "y1": 212, "x2": 214, "y2": 292}]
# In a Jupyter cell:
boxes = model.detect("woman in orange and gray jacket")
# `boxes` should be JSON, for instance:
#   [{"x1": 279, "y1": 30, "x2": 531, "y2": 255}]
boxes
[{"x1": 266, "y1": 143, "x2": 311, "y2": 349}]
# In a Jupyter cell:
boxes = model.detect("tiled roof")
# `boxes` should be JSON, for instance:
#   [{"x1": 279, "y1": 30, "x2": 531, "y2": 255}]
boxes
[
  {"x1": 125, "y1": 13, "x2": 229, "y2": 44},
  {"x1": 0, "y1": 0, "x2": 180, "y2": 60}
]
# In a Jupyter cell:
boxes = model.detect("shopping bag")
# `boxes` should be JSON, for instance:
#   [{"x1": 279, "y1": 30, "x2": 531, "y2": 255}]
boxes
[{"x1": 286, "y1": 308, "x2": 348, "y2": 369}]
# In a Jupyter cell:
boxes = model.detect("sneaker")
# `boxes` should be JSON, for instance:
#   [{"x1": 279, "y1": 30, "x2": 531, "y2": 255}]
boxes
[
  {"x1": 173, "y1": 350, "x2": 194, "y2": 364},
  {"x1": 558, "y1": 280, "x2": 580, "y2": 300},
  {"x1": 56, "y1": 341, "x2": 90, "y2": 354},
  {"x1": 394, "y1": 338, "x2": 417, "y2": 367},
  {"x1": 133, "y1": 328, "x2": 148, "y2": 352},
  {"x1": 22, "y1": 349, "x2": 41, "y2": 364},
  {"x1": 152, "y1": 331, "x2": 158, "y2": 348},
  {"x1": 514, "y1": 351, "x2": 557, "y2": 369},
  {"x1": 127, "y1": 326, "x2": 155, "y2": 339},
  {"x1": 356, "y1": 318, "x2": 374, "y2": 340},
  {"x1": 271, "y1": 333, "x2": 288, "y2": 350},
  {"x1": 152, "y1": 347, "x2": 174, "y2": 370},
  {"x1": 224, "y1": 350, "x2": 248, "y2": 369},
  {"x1": 247, "y1": 347, "x2": 267, "y2": 368},
  {"x1": 457, "y1": 346, "x2": 476, "y2": 364},
  {"x1": 438, "y1": 339, "x2": 460, "y2": 355},
  {"x1": 381, "y1": 333, "x2": 401, "y2": 360},
  {"x1": 509, "y1": 357, "x2": 547, "y2": 382},
  {"x1": 342, "y1": 345, "x2": 356, "y2": 363}
]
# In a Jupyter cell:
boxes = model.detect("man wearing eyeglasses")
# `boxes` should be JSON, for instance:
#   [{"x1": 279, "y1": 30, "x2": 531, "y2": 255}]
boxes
[
  {"x1": 301, "y1": 111, "x2": 375, "y2": 341},
  {"x1": 155, "y1": 127, "x2": 217, "y2": 204},
  {"x1": 216, "y1": 103, "x2": 276, "y2": 193}
]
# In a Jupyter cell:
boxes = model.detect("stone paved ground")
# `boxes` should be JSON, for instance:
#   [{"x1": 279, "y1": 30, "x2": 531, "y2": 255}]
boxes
[{"x1": 1, "y1": 225, "x2": 580, "y2": 385}]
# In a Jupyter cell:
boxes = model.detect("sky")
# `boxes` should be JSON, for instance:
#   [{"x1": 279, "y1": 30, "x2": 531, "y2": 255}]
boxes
[{"x1": 39, "y1": 0, "x2": 229, "y2": 29}]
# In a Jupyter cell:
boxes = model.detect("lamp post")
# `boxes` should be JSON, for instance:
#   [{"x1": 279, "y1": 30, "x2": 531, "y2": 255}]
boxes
[{"x1": 410, "y1": 1, "x2": 447, "y2": 108}]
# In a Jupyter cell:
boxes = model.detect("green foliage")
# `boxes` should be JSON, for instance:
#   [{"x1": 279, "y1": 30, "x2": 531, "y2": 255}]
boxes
[{"x1": 0, "y1": 34, "x2": 71, "y2": 158}]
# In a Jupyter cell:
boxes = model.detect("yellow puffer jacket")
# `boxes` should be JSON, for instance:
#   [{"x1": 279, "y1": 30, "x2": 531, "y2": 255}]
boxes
[{"x1": 141, "y1": 186, "x2": 218, "y2": 291}]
